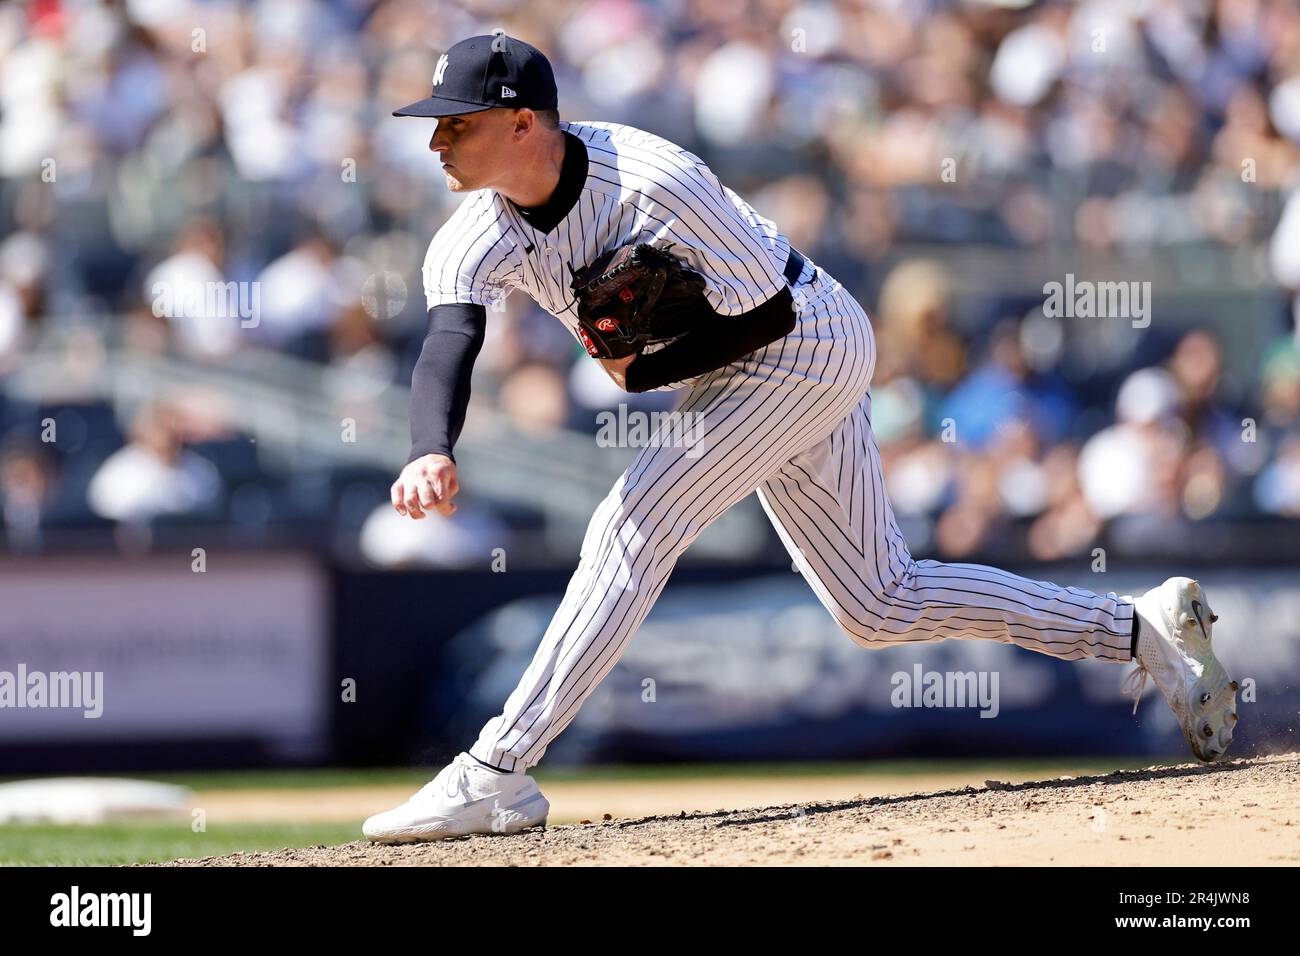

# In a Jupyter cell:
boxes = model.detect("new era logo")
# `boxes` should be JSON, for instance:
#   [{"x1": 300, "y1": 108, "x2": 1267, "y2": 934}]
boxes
[{"x1": 501, "y1": 86, "x2": 516, "y2": 98}]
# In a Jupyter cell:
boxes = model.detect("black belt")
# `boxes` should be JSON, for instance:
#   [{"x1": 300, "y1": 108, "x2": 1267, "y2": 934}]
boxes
[{"x1": 783, "y1": 247, "x2": 813, "y2": 287}]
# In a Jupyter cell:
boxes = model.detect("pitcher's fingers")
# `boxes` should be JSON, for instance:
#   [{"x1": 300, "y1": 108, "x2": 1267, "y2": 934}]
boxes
[
  {"x1": 391, "y1": 479, "x2": 408, "y2": 516},
  {"x1": 433, "y1": 499, "x2": 457, "y2": 517},
  {"x1": 404, "y1": 484, "x2": 427, "y2": 519},
  {"x1": 419, "y1": 476, "x2": 440, "y2": 509},
  {"x1": 437, "y1": 476, "x2": 459, "y2": 512}
]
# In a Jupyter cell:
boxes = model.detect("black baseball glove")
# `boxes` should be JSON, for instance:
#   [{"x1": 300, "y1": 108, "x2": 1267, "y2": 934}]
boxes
[{"x1": 569, "y1": 241, "x2": 708, "y2": 359}]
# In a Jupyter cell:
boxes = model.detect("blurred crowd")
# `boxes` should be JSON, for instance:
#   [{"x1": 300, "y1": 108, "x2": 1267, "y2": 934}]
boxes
[
  {"x1": 869, "y1": 260, "x2": 1300, "y2": 560},
  {"x1": 2, "y1": 0, "x2": 1300, "y2": 565}
]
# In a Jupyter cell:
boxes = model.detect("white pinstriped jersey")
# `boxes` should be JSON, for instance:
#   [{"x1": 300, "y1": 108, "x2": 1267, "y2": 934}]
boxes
[
  {"x1": 420, "y1": 121, "x2": 796, "y2": 335},
  {"x1": 412, "y1": 126, "x2": 1144, "y2": 780}
]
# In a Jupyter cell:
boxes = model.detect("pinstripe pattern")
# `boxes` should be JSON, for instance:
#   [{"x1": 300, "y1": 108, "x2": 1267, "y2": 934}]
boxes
[
  {"x1": 421, "y1": 121, "x2": 792, "y2": 358},
  {"x1": 757, "y1": 390, "x2": 1135, "y2": 661},
  {"x1": 469, "y1": 264, "x2": 1135, "y2": 771},
  {"x1": 430, "y1": 121, "x2": 1137, "y2": 772}
]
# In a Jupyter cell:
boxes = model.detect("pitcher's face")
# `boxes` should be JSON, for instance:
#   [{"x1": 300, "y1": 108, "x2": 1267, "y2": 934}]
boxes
[{"x1": 428, "y1": 108, "x2": 515, "y2": 192}]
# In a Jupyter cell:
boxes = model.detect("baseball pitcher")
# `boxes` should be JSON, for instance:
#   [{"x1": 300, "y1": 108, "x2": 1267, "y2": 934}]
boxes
[{"x1": 363, "y1": 32, "x2": 1238, "y2": 843}]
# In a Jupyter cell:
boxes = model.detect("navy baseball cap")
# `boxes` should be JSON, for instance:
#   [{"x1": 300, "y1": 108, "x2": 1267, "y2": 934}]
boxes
[{"x1": 393, "y1": 31, "x2": 558, "y2": 118}]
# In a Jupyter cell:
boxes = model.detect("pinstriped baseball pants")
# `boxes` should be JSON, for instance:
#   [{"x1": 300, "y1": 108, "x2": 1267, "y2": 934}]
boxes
[{"x1": 470, "y1": 267, "x2": 1135, "y2": 771}]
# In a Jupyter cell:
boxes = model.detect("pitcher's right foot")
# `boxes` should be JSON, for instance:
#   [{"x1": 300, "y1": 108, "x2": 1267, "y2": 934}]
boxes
[{"x1": 1124, "y1": 577, "x2": 1238, "y2": 762}]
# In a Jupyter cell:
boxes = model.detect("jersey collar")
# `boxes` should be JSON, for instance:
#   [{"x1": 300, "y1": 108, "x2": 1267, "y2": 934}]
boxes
[{"x1": 507, "y1": 130, "x2": 589, "y2": 235}]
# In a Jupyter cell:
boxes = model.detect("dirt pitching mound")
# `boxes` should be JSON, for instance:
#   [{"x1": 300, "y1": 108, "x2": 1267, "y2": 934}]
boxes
[{"x1": 163, "y1": 753, "x2": 1300, "y2": 866}]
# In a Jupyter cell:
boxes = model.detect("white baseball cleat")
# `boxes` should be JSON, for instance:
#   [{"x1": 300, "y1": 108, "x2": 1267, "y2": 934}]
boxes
[
  {"x1": 1123, "y1": 577, "x2": 1239, "y2": 762},
  {"x1": 362, "y1": 752, "x2": 549, "y2": 844}
]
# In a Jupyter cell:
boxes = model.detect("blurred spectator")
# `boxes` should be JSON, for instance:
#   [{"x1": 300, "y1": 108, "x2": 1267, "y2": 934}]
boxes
[
  {"x1": 1259, "y1": 338, "x2": 1300, "y2": 431},
  {"x1": 1078, "y1": 368, "x2": 1184, "y2": 520},
  {"x1": 252, "y1": 228, "x2": 346, "y2": 353},
  {"x1": 140, "y1": 219, "x2": 239, "y2": 359},
  {"x1": 0, "y1": 442, "x2": 58, "y2": 551},
  {"x1": 871, "y1": 259, "x2": 965, "y2": 443},
  {"x1": 1027, "y1": 444, "x2": 1102, "y2": 561},
  {"x1": 498, "y1": 363, "x2": 569, "y2": 437},
  {"x1": 1255, "y1": 434, "x2": 1300, "y2": 515},
  {"x1": 0, "y1": 231, "x2": 49, "y2": 370},
  {"x1": 1253, "y1": 334, "x2": 1300, "y2": 515},
  {"x1": 87, "y1": 402, "x2": 221, "y2": 523},
  {"x1": 939, "y1": 319, "x2": 1078, "y2": 451},
  {"x1": 1169, "y1": 331, "x2": 1232, "y2": 439}
]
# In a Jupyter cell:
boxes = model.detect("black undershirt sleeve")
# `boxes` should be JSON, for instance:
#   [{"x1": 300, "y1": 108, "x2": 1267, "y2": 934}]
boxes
[
  {"x1": 407, "y1": 303, "x2": 487, "y2": 464},
  {"x1": 623, "y1": 287, "x2": 797, "y2": 393}
]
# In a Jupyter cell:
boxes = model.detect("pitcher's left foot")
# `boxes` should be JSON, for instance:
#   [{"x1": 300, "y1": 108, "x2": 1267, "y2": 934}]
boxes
[
  {"x1": 1124, "y1": 577, "x2": 1238, "y2": 762},
  {"x1": 362, "y1": 752, "x2": 549, "y2": 843}
]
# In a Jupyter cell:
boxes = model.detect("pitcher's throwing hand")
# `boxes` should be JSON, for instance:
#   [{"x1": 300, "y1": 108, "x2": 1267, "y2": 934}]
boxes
[{"x1": 391, "y1": 453, "x2": 458, "y2": 519}]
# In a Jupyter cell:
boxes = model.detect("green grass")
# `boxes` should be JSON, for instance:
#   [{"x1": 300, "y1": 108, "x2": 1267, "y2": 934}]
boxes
[{"x1": 0, "y1": 822, "x2": 362, "y2": 867}]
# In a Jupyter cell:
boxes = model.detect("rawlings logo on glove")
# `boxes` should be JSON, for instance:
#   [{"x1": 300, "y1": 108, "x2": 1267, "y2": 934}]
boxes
[{"x1": 569, "y1": 241, "x2": 708, "y2": 359}]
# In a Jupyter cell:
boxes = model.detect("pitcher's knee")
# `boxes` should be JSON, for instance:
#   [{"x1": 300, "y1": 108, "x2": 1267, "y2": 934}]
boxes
[
  {"x1": 825, "y1": 600, "x2": 887, "y2": 647},
  {"x1": 579, "y1": 496, "x2": 697, "y2": 580},
  {"x1": 825, "y1": 589, "x2": 927, "y2": 648}
]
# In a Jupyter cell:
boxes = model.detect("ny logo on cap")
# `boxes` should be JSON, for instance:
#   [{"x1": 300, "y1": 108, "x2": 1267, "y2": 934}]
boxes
[{"x1": 433, "y1": 54, "x2": 449, "y2": 86}]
